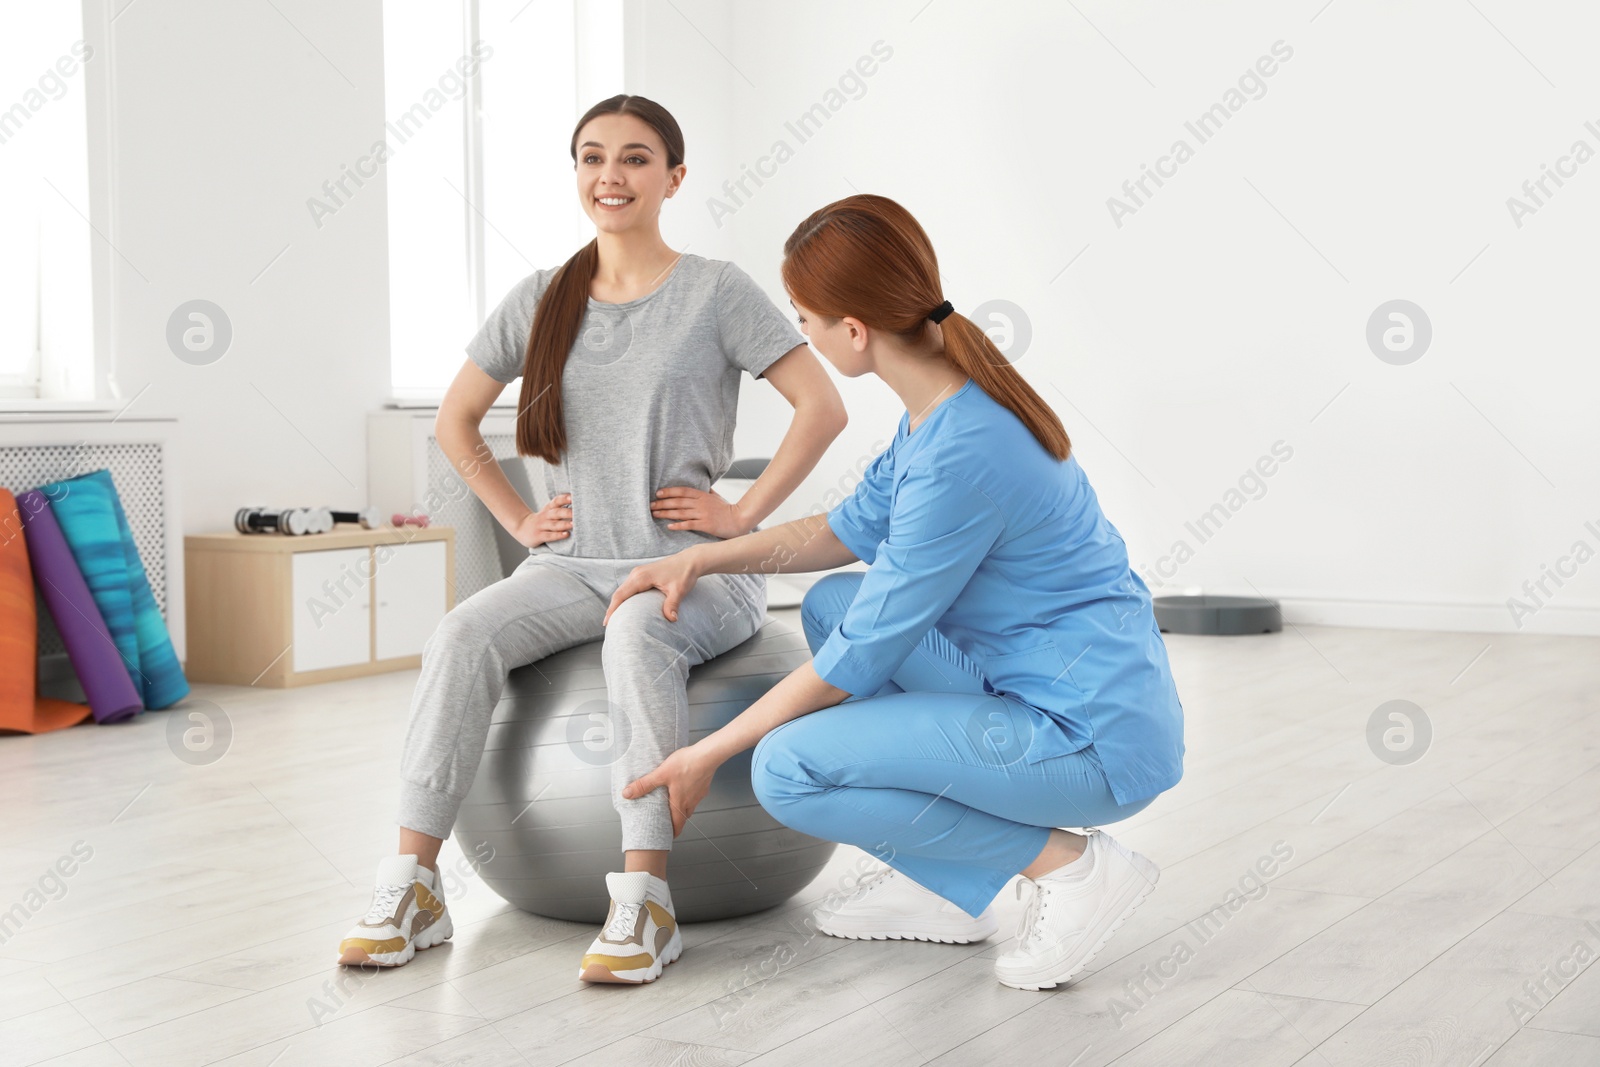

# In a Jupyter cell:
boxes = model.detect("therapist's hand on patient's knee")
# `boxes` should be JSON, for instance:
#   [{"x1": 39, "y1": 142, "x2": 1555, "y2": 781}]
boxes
[{"x1": 604, "y1": 551, "x2": 703, "y2": 625}]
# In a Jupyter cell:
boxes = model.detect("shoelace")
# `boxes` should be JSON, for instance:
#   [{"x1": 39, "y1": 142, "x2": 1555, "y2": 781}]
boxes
[
  {"x1": 603, "y1": 900, "x2": 644, "y2": 940},
  {"x1": 364, "y1": 882, "x2": 408, "y2": 924},
  {"x1": 1014, "y1": 878, "x2": 1048, "y2": 944},
  {"x1": 1013, "y1": 830, "x2": 1100, "y2": 944},
  {"x1": 827, "y1": 866, "x2": 897, "y2": 910},
  {"x1": 851, "y1": 867, "x2": 896, "y2": 899}
]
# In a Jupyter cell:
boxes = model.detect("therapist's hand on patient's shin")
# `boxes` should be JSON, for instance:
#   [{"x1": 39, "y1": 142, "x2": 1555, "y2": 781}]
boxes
[
  {"x1": 604, "y1": 549, "x2": 703, "y2": 625},
  {"x1": 650, "y1": 485, "x2": 750, "y2": 539},
  {"x1": 621, "y1": 745, "x2": 716, "y2": 837}
]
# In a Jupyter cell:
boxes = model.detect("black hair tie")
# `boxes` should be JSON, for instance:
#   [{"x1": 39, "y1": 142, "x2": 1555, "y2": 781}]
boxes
[{"x1": 928, "y1": 299, "x2": 955, "y2": 324}]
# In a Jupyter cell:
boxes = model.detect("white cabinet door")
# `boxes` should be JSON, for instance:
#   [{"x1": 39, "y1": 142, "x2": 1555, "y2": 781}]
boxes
[
  {"x1": 374, "y1": 540, "x2": 448, "y2": 661},
  {"x1": 291, "y1": 548, "x2": 372, "y2": 673}
]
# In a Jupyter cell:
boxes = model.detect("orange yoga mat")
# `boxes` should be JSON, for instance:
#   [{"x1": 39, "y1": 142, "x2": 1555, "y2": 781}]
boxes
[{"x1": 1, "y1": 489, "x2": 93, "y2": 734}]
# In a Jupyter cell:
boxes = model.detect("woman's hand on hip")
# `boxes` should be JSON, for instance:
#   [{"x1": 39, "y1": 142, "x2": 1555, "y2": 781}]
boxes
[
  {"x1": 621, "y1": 743, "x2": 718, "y2": 837},
  {"x1": 651, "y1": 486, "x2": 750, "y2": 539},
  {"x1": 604, "y1": 549, "x2": 704, "y2": 625},
  {"x1": 511, "y1": 493, "x2": 572, "y2": 548}
]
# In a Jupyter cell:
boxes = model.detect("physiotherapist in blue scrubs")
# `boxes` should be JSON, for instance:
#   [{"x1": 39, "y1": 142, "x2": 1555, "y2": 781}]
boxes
[{"x1": 605, "y1": 193, "x2": 1185, "y2": 991}]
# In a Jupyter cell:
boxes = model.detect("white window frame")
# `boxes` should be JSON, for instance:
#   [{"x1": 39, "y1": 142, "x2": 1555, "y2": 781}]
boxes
[
  {"x1": 0, "y1": 0, "x2": 117, "y2": 413},
  {"x1": 382, "y1": 0, "x2": 627, "y2": 408}
]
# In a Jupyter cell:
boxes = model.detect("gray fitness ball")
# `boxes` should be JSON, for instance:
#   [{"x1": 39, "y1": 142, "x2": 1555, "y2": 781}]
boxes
[{"x1": 451, "y1": 616, "x2": 838, "y2": 924}]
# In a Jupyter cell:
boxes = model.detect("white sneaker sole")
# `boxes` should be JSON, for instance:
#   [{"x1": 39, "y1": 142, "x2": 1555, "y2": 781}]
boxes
[
  {"x1": 578, "y1": 925, "x2": 683, "y2": 984},
  {"x1": 995, "y1": 846, "x2": 1160, "y2": 991},
  {"x1": 813, "y1": 909, "x2": 999, "y2": 944},
  {"x1": 339, "y1": 910, "x2": 454, "y2": 969}
]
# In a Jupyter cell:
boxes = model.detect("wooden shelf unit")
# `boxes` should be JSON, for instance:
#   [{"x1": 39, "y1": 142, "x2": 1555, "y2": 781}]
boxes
[{"x1": 184, "y1": 525, "x2": 455, "y2": 688}]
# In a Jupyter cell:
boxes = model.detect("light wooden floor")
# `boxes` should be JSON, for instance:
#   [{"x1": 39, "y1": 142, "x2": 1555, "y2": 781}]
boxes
[{"x1": 3, "y1": 607, "x2": 1598, "y2": 1066}]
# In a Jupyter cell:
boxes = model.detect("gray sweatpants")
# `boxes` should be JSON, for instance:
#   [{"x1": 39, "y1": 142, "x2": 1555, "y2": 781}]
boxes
[{"x1": 396, "y1": 551, "x2": 767, "y2": 851}]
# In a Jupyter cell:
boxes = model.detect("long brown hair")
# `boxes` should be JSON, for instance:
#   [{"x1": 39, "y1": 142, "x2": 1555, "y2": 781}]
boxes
[
  {"x1": 514, "y1": 95, "x2": 685, "y2": 462},
  {"x1": 781, "y1": 194, "x2": 1070, "y2": 461}
]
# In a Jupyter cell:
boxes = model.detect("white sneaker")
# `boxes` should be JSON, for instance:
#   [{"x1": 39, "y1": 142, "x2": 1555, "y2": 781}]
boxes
[
  {"x1": 337, "y1": 854, "x2": 453, "y2": 967},
  {"x1": 812, "y1": 866, "x2": 999, "y2": 944},
  {"x1": 578, "y1": 872, "x2": 683, "y2": 984},
  {"x1": 995, "y1": 828, "x2": 1159, "y2": 990}
]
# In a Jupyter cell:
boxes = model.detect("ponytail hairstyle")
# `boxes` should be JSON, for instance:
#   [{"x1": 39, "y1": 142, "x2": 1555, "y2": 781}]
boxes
[
  {"x1": 780, "y1": 194, "x2": 1070, "y2": 461},
  {"x1": 514, "y1": 94, "x2": 685, "y2": 463}
]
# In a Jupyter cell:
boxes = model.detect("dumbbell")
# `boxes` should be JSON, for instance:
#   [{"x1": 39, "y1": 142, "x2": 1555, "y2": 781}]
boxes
[
  {"x1": 391, "y1": 513, "x2": 431, "y2": 528},
  {"x1": 302, "y1": 507, "x2": 334, "y2": 534},
  {"x1": 235, "y1": 506, "x2": 319, "y2": 536},
  {"x1": 281, "y1": 507, "x2": 333, "y2": 533},
  {"x1": 323, "y1": 506, "x2": 381, "y2": 529}
]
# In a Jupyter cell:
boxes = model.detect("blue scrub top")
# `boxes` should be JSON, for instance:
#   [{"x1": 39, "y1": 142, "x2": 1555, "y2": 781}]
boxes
[{"x1": 813, "y1": 378, "x2": 1185, "y2": 806}]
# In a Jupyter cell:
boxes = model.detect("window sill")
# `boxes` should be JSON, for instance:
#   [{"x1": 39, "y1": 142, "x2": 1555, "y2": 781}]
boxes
[
  {"x1": 386, "y1": 395, "x2": 522, "y2": 410},
  {"x1": 0, "y1": 398, "x2": 126, "y2": 414}
]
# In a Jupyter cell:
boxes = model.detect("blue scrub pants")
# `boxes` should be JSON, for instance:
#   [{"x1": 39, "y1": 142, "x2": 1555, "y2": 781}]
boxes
[{"x1": 751, "y1": 572, "x2": 1156, "y2": 918}]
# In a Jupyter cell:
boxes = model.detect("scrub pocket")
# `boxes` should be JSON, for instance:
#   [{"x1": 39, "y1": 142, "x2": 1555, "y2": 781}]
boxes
[{"x1": 978, "y1": 642, "x2": 1096, "y2": 765}]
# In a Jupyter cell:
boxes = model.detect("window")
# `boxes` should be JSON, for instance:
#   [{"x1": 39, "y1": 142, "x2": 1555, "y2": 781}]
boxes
[
  {"x1": 382, "y1": 0, "x2": 621, "y2": 401},
  {"x1": 0, "y1": 6, "x2": 95, "y2": 401}
]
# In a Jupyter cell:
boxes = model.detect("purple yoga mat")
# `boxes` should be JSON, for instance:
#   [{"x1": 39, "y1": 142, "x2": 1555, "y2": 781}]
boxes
[{"x1": 17, "y1": 490, "x2": 143, "y2": 724}]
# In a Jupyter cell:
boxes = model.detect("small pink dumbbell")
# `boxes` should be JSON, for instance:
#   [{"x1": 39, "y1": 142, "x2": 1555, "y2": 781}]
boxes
[{"x1": 391, "y1": 513, "x2": 431, "y2": 528}]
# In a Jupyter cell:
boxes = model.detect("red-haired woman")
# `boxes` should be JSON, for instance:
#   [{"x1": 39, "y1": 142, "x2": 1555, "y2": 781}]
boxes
[
  {"x1": 338, "y1": 96, "x2": 847, "y2": 984},
  {"x1": 608, "y1": 194, "x2": 1185, "y2": 991}
]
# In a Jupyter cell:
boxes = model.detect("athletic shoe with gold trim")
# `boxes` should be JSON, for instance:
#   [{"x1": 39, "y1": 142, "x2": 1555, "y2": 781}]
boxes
[
  {"x1": 337, "y1": 854, "x2": 453, "y2": 967},
  {"x1": 578, "y1": 871, "x2": 682, "y2": 984}
]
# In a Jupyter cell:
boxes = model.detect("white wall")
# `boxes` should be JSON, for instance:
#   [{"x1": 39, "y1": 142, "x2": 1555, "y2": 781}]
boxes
[
  {"x1": 631, "y1": 0, "x2": 1600, "y2": 636},
  {"x1": 82, "y1": 0, "x2": 1600, "y2": 637},
  {"x1": 90, "y1": 0, "x2": 391, "y2": 533}
]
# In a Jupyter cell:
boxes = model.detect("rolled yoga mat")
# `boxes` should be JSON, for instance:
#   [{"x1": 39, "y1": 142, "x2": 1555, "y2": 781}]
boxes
[
  {"x1": 0, "y1": 489, "x2": 95, "y2": 734},
  {"x1": 36, "y1": 469, "x2": 189, "y2": 711},
  {"x1": 15, "y1": 488, "x2": 144, "y2": 724}
]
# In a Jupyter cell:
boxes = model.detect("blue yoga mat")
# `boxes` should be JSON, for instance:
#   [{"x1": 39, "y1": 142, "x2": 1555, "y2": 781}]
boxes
[{"x1": 39, "y1": 468, "x2": 189, "y2": 711}]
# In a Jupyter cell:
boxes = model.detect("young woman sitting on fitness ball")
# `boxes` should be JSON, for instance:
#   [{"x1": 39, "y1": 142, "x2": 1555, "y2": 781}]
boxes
[{"x1": 337, "y1": 95, "x2": 847, "y2": 985}]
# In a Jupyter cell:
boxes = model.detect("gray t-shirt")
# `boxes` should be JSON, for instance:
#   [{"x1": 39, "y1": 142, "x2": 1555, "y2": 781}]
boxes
[{"x1": 466, "y1": 253, "x2": 804, "y2": 560}]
